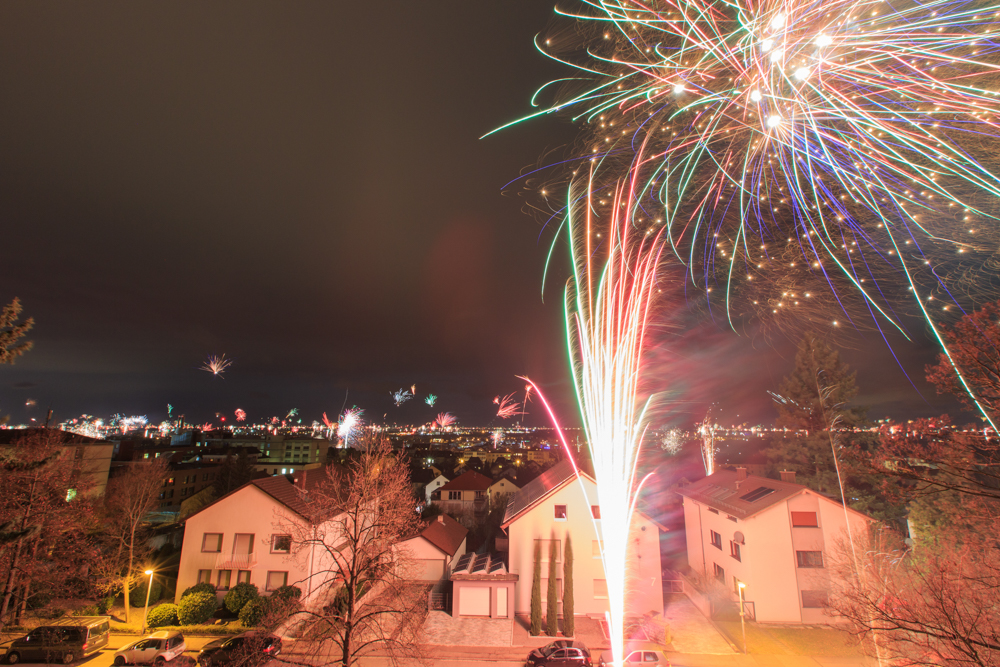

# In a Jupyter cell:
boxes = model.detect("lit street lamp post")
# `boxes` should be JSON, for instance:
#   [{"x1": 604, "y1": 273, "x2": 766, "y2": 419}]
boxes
[
  {"x1": 141, "y1": 569, "x2": 155, "y2": 635},
  {"x1": 737, "y1": 581, "x2": 747, "y2": 654}
]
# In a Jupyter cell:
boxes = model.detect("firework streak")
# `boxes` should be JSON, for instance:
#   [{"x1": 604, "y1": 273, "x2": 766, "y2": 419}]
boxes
[{"x1": 503, "y1": 0, "x2": 1000, "y2": 427}]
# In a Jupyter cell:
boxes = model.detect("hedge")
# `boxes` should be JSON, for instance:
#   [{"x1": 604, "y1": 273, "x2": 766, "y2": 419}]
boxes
[
  {"x1": 177, "y1": 592, "x2": 217, "y2": 625},
  {"x1": 224, "y1": 582, "x2": 259, "y2": 615},
  {"x1": 147, "y1": 604, "x2": 180, "y2": 628},
  {"x1": 180, "y1": 582, "x2": 217, "y2": 599},
  {"x1": 237, "y1": 598, "x2": 268, "y2": 627}
]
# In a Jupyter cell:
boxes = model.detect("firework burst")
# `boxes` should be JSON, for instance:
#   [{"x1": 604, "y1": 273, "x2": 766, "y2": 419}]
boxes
[
  {"x1": 699, "y1": 407, "x2": 718, "y2": 475},
  {"x1": 494, "y1": 393, "x2": 522, "y2": 419},
  {"x1": 391, "y1": 388, "x2": 413, "y2": 406},
  {"x1": 338, "y1": 407, "x2": 364, "y2": 444},
  {"x1": 200, "y1": 354, "x2": 232, "y2": 377},
  {"x1": 235, "y1": 409, "x2": 247, "y2": 422},
  {"x1": 434, "y1": 412, "x2": 457, "y2": 428},
  {"x1": 660, "y1": 428, "x2": 684, "y2": 454},
  {"x1": 425, "y1": 394, "x2": 438, "y2": 407}
]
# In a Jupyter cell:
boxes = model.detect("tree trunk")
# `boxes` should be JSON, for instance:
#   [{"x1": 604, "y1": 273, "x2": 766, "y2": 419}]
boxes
[
  {"x1": 124, "y1": 525, "x2": 136, "y2": 624},
  {"x1": 0, "y1": 476, "x2": 38, "y2": 631}
]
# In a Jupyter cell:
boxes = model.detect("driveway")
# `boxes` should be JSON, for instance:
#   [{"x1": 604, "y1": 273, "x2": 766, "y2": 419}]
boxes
[{"x1": 664, "y1": 593, "x2": 735, "y2": 655}]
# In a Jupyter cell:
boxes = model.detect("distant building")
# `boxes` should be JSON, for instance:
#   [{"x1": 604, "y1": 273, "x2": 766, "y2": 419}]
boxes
[
  {"x1": 424, "y1": 473, "x2": 450, "y2": 504},
  {"x1": 433, "y1": 470, "x2": 493, "y2": 517},
  {"x1": 0, "y1": 429, "x2": 114, "y2": 496},
  {"x1": 487, "y1": 477, "x2": 520, "y2": 503},
  {"x1": 677, "y1": 468, "x2": 874, "y2": 624},
  {"x1": 397, "y1": 514, "x2": 468, "y2": 582}
]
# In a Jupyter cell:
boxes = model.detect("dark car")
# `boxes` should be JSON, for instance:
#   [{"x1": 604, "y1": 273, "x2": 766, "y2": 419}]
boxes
[
  {"x1": 197, "y1": 632, "x2": 281, "y2": 667},
  {"x1": 5, "y1": 617, "x2": 111, "y2": 664},
  {"x1": 526, "y1": 640, "x2": 591, "y2": 667}
]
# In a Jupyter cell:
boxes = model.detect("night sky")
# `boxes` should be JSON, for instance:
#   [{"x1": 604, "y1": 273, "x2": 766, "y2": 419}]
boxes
[{"x1": 0, "y1": 2, "x2": 970, "y2": 428}]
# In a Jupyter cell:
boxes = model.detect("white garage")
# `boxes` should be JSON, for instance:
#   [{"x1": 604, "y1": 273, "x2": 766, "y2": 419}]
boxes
[{"x1": 457, "y1": 586, "x2": 491, "y2": 616}]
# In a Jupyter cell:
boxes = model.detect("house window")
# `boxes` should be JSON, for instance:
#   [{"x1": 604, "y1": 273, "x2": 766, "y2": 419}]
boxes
[
  {"x1": 801, "y1": 590, "x2": 829, "y2": 608},
  {"x1": 796, "y1": 551, "x2": 824, "y2": 568},
  {"x1": 475, "y1": 491, "x2": 486, "y2": 499},
  {"x1": 534, "y1": 539, "x2": 561, "y2": 562},
  {"x1": 271, "y1": 535, "x2": 292, "y2": 554},
  {"x1": 217, "y1": 570, "x2": 232, "y2": 590},
  {"x1": 554, "y1": 505, "x2": 568, "y2": 521},
  {"x1": 448, "y1": 491, "x2": 461, "y2": 500},
  {"x1": 591, "y1": 505, "x2": 601, "y2": 519},
  {"x1": 730, "y1": 541, "x2": 741, "y2": 562},
  {"x1": 233, "y1": 533, "x2": 254, "y2": 555},
  {"x1": 713, "y1": 563, "x2": 725, "y2": 583},
  {"x1": 592, "y1": 541, "x2": 603, "y2": 559},
  {"x1": 265, "y1": 572, "x2": 288, "y2": 591},
  {"x1": 710, "y1": 530, "x2": 722, "y2": 549},
  {"x1": 593, "y1": 579, "x2": 608, "y2": 599},
  {"x1": 708, "y1": 507, "x2": 719, "y2": 515},
  {"x1": 727, "y1": 514, "x2": 738, "y2": 523},
  {"x1": 733, "y1": 577, "x2": 744, "y2": 595},
  {"x1": 237, "y1": 571, "x2": 251, "y2": 584},
  {"x1": 791, "y1": 511, "x2": 819, "y2": 527},
  {"x1": 197, "y1": 570, "x2": 212, "y2": 584},
  {"x1": 165, "y1": 477, "x2": 174, "y2": 486},
  {"x1": 202, "y1": 534, "x2": 223, "y2": 553}
]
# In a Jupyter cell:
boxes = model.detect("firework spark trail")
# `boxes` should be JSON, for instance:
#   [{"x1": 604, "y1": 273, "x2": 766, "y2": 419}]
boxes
[
  {"x1": 200, "y1": 354, "x2": 232, "y2": 377},
  {"x1": 494, "y1": 393, "x2": 522, "y2": 419},
  {"x1": 286, "y1": 408, "x2": 299, "y2": 420},
  {"x1": 425, "y1": 394, "x2": 438, "y2": 407},
  {"x1": 392, "y1": 389, "x2": 413, "y2": 406},
  {"x1": 700, "y1": 406, "x2": 718, "y2": 474},
  {"x1": 434, "y1": 412, "x2": 457, "y2": 428},
  {"x1": 563, "y1": 172, "x2": 665, "y2": 666},
  {"x1": 507, "y1": 0, "x2": 1000, "y2": 428}
]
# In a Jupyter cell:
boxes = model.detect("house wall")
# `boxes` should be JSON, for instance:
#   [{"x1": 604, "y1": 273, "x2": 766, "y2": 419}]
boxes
[
  {"x1": 398, "y1": 537, "x2": 448, "y2": 582},
  {"x1": 176, "y1": 485, "x2": 329, "y2": 605},
  {"x1": 743, "y1": 502, "x2": 801, "y2": 622},
  {"x1": 425, "y1": 476, "x2": 449, "y2": 503},
  {"x1": 507, "y1": 478, "x2": 662, "y2": 619}
]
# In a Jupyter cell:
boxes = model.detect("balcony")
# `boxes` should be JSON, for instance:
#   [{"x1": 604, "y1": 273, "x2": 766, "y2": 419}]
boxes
[{"x1": 216, "y1": 552, "x2": 257, "y2": 570}]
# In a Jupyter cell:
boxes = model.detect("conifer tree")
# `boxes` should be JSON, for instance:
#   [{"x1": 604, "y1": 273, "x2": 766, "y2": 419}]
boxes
[
  {"x1": 546, "y1": 540, "x2": 558, "y2": 635},
  {"x1": 563, "y1": 536, "x2": 574, "y2": 637},
  {"x1": 0, "y1": 299, "x2": 32, "y2": 365},
  {"x1": 530, "y1": 541, "x2": 542, "y2": 635}
]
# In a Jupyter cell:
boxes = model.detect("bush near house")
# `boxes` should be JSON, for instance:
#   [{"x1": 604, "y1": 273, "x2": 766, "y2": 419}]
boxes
[
  {"x1": 178, "y1": 592, "x2": 217, "y2": 625},
  {"x1": 147, "y1": 604, "x2": 180, "y2": 628},
  {"x1": 180, "y1": 582, "x2": 217, "y2": 599},
  {"x1": 271, "y1": 585, "x2": 302, "y2": 602},
  {"x1": 128, "y1": 579, "x2": 164, "y2": 607},
  {"x1": 224, "y1": 582, "x2": 259, "y2": 615},
  {"x1": 238, "y1": 599, "x2": 267, "y2": 627}
]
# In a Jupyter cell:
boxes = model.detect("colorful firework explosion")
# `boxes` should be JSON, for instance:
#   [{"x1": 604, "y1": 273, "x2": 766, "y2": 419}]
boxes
[
  {"x1": 286, "y1": 408, "x2": 299, "y2": 420},
  {"x1": 434, "y1": 412, "x2": 457, "y2": 428},
  {"x1": 200, "y1": 354, "x2": 232, "y2": 377},
  {"x1": 660, "y1": 429, "x2": 684, "y2": 454},
  {"x1": 425, "y1": 394, "x2": 438, "y2": 407},
  {"x1": 338, "y1": 407, "x2": 364, "y2": 443},
  {"x1": 392, "y1": 388, "x2": 413, "y2": 406},
  {"x1": 494, "y1": 393, "x2": 522, "y2": 419},
  {"x1": 235, "y1": 409, "x2": 247, "y2": 422}
]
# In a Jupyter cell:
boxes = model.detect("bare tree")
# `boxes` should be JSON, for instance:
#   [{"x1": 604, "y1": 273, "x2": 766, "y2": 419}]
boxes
[
  {"x1": 0, "y1": 298, "x2": 33, "y2": 365},
  {"x1": 95, "y1": 458, "x2": 169, "y2": 623},
  {"x1": 276, "y1": 434, "x2": 425, "y2": 667}
]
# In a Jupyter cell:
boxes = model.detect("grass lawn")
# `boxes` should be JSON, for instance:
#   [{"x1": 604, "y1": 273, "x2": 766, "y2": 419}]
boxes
[{"x1": 715, "y1": 621, "x2": 864, "y2": 657}]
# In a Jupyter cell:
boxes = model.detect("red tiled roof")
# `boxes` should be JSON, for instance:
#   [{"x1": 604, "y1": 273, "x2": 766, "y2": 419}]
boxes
[
  {"x1": 187, "y1": 466, "x2": 343, "y2": 521},
  {"x1": 419, "y1": 514, "x2": 468, "y2": 557},
  {"x1": 437, "y1": 470, "x2": 493, "y2": 492}
]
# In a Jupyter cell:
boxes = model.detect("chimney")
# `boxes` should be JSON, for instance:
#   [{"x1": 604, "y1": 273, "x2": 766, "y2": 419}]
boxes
[
  {"x1": 437, "y1": 515, "x2": 445, "y2": 524},
  {"x1": 736, "y1": 467, "x2": 748, "y2": 481},
  {"x1": 780, "y1": 470, "x2": 796, "y2": 484}
]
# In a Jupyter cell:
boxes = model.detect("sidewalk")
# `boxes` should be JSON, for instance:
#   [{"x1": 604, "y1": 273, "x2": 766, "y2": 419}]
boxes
[{"x1": 663, "y1": 593, "x2": 734, "y2": 655}]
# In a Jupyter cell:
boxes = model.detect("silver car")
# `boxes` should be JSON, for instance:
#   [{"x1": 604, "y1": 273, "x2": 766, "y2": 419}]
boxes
[
  {"x1": 597, "y1": 647, "x2": 670, "y2": 667},
  {"x1": 113, "y1": 632, "x2": 186, "y2": 666}
]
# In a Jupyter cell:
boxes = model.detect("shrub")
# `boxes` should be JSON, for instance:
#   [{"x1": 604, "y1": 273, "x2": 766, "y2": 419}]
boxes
[
  {"x1": 129, "y1": 579, "x2": 163, "y2": 608},
  {"x1": 237, "y1": 598, "x2": 268, "y2": 627},
  {"x1": 72, "y1": 605, "x2": 99, "y2": 617},
  {"x1": 96, "y1": 596, "x2": 115, "y2": 615},
  {"x1": 147, "y1": 604, "x2": 180, "y2": 628},
  {"x1": 178, "y1": 592, "x2": 217, "y2": 625},
  {"x1": 223, "y1": 582, "x2": 259, "y2": 615},
  {"x1": 271, "y1": 585, "x2": 301, "y2": 602},
  {"x1": 26, "y1": 591, "x2": 52, "y2": 610},
  {"x1": 180, "y1": 582, "x2": 217, "y2": 599}
]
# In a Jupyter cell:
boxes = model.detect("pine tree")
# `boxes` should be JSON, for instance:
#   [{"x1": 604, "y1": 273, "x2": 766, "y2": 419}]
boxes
[
  {"x1": 563, "y1": 536, "x2": 574, "y2": 637},
  {"x1": 530, "y1": 541, "x2": 542, "y2": 636},
  {"x1": 546, "y1": 540, "x2": 559, "y2": 636},
  {"x1": 0, "y1": 299, "x2": 32, "y2": 365}
]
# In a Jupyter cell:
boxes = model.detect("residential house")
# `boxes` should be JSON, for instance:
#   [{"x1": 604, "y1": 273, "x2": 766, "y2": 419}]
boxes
[
  {"x1": 487, "y1": 477, "x2": 520, "y2": 503},
  {"x1": 677, "y1": 468, "x2": 874, "y2": 623},
  {"x1": 0, "y1": 429, "x2": 114, "y2": 496},
  {"x1": 176, "y1": 473, "x2": 341, "y2": 606},
  {"x1": 433, "y1": 470, "x2": 492, "y2": 517},
  {"x1": 498, "y1": 460, "x2": 664, "y2": 620},
  {"x1": 424, "y1": 473, "x2": 450, "y2": 504},
  {"x1": 397, "y1": 514, "x2": 468, "y2": 582}
]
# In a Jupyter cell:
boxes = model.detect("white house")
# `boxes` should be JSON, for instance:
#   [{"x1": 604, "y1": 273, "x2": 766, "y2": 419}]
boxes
[
  {"x1": 175, "y1": 473, "x2": 341, "y2": 606},
  {"x1": 487, "y1": 477, "x2": 520, "y2": 503},
  {"x1": 500, "y1": 460, "x2": 664, "y2": 620},
  {"x1": 424, "y1": 474, "x2": 450, "y2": 504},
  {"x1": 677, "y1": 468, "x2": 874, "y2": 624},
  {"x1": 397, "y1": 513, "x2": 468, "y2": 582}
]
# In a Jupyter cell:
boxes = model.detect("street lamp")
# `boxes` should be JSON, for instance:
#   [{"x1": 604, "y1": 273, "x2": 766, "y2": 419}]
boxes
[
  {"x1": 737, "y1": 581, "x2": 747, "y2": 654},
  {"x1": 141, "y1": 570, "x2": 155, "y2": 635}
]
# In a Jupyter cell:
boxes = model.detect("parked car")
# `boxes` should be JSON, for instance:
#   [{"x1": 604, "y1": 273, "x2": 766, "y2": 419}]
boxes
[
  {"x1": 526, "y1": 640, "x2": 592, "y2": 667},
  {"x1": 4, "y1": 617, "x2": 110, "y2": 664},
  {"x1": 113, "y1": 631, "x2": 186, "y2": 665},
  {"x1": 197, "y1": 632, "x2": 281, "y2": 667},
  {"x1": 596, "y1": 645, "x2": 671, "y2": 667}
]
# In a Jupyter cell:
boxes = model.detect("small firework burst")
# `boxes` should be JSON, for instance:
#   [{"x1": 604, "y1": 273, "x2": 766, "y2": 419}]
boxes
[
  {"x1": 660, "y1": 429, "x2": 684, "y2": 455},
  {"x1": 338, "y1": 407, "x2": 364, "y2": 443},
  {"x1": 200, "y1": 354, "x2": 232, "y2": 377},
  {"x1": 425, "y1": 394, "x2": 438, "y2": 407},
  {"x1": 494, "y1": 393, "x2": 521, "y2": 420},
  {"x1": 286, "y1": 408, "x2": 299, "y2": 419},
  {"x1": 235, "y1": 409, "x2": 247, "y2": 422},
  {"x1": 434, "y1": 412, "x2": 457, "y2": 429},
  {"x1": 391, "y1": 389, "x2": 413, "y2": 407}
]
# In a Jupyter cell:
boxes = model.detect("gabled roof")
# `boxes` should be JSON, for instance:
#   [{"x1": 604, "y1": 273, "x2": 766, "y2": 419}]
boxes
[
  {"x1": 187, "y1": 467, "x2": 339, "y2": 522},
  {"x1": 488, "y1": 477, "x2": 520, "y2": 491},
  {"x1": 676, "y1": 470, "x2": 874, "y2": 522},
  {"x1": 502, "y1": 460, "x2": 589, "y2": 527},
  {"x1": 417, "y1": 514, "x2": 468, "y2": 557},
  {"x1": 437, "y1": 470, "x2": 493, "y2": 492}
]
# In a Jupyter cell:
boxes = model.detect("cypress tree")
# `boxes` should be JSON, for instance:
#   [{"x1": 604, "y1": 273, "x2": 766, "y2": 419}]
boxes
[
  {"x1": 546, "y1": 540, "x2": 559, "y2": 635},
  {"x1": 530, "y1": 541, "x2": 542, "y2": 635},
  {"x1": 563, "y1": 536, "x2": 574, "y2": 637}
]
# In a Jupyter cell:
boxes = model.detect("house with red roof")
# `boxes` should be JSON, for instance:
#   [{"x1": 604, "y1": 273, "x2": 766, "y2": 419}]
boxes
[
  {"x1": 432, "y1": 470, "x2": 493, "y2": 517},
  {"x1": 397, "y1": 513, "x2": 468, "y2": 582},
  {"x1": 678, "y1": 468, "x2": 874, "y2": 623},
  {"x1": 175, "y1": 472, "x2": 343, "y2": 606}
]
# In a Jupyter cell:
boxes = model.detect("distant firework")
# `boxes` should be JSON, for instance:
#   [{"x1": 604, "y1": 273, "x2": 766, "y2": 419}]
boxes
[
  {"x1": 492, "y1": 429, "x2": 504, "y2": 447},
  {"x1": 434, "y1": 412, "x2": 457, "y2": 428},
  {"x1": 338, "y1": 407, "x2": 364, "y2": 443},
  {"x1": 391, "y1": 389, "x2": 413, "y2": 406},
  {"x1": 286, "y1": 408, "x2": 299, "y2": 419},
  {"x1": 660, "y1": 429, "x2": 683, "y2": 455},
  {"x1": 235, "y1": 409, "x2": 247, "y2": 422},
  {"x1": 411, "y1": 384, "x2": 417, "y2": 395},
  {"x1": 24, "y1": 399, "x2": 36, "y2": 408},
  {"x1": 700, "y1": 409, "x2": 718, "y2": 475},
  {"x1": 494, "y1": 394, "x2": 521, "y2": 420},
  {"x1": 425, "y1": 394, "x2": 438, "y2": 407},
  {"x1": 200, "y1": 354, "x2": 232, "y2": 377}
]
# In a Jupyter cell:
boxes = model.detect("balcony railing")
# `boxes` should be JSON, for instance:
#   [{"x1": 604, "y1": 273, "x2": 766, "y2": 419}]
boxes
[{"x1": 216, "y1": 552, "x2": 257, "y2": 570}]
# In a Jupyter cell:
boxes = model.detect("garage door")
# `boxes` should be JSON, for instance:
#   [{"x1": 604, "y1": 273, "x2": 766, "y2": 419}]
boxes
[{"x1": 458, "y1": 587, "x2": 490, "y2": 616}]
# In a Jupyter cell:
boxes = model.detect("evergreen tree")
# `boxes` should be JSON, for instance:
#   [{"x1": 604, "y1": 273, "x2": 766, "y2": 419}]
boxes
[
  {"x1": 530, "y1": 541, "x2": 542, "y2": 636},
  {"x1": 0, "y1": 298, "x2": 33, "y2": 365},
  {"x1": 546, "y1": 541, "x2": 559, "y2": 636},
  {"x1": 562, "y1": 536, "x2": 574, "y2": 637}
]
